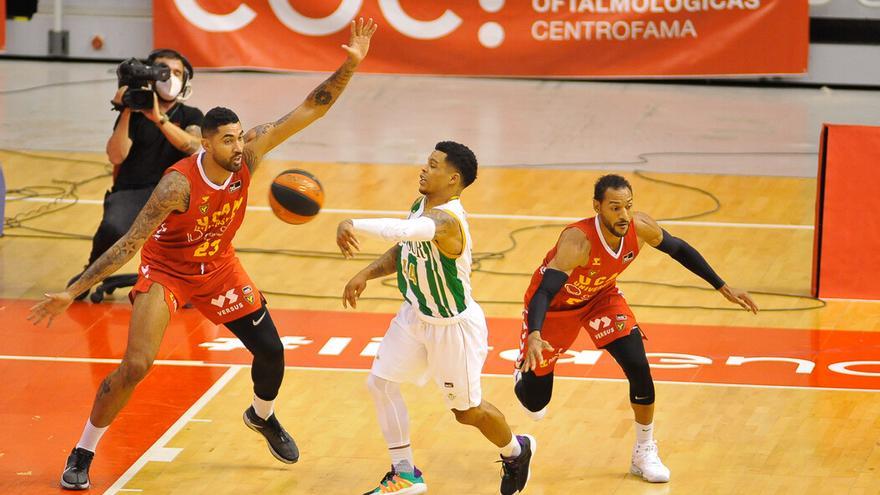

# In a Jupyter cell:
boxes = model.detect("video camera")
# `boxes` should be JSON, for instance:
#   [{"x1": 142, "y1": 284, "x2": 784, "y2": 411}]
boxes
[{"x1": 115, "y1": 58, "x2": 170, "y2": 110}]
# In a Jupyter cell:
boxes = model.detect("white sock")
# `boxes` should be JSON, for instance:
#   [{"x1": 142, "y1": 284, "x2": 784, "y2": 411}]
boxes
[
  {"x1": 76, "y1": 419, "x2": 108, "y2": 453},
  {"x1": 390, "y1": 444, "x2": 415, "y2": 474},
  {"x1": 253, "y1": 396, "x2": 274, "y2": 420},
  {"x1": 500, "y1": 435, "x2": 522, "y2": 458},
  {"x1": 635, "y1": 421, "x2": 654, "y2": 445}
]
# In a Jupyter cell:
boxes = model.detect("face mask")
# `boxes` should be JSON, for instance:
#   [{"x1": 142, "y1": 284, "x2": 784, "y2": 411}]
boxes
[{"x1": 156, "y1": 75, "x2": 183, "y2": 101}]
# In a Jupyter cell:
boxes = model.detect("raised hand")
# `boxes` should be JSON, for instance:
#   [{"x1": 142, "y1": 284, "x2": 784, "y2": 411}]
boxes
[{"x1": 342, "y1": 17, "x2": 378, "y2": 66}]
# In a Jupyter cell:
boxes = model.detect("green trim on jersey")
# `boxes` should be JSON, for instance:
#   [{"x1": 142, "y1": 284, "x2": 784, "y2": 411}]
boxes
[
  {"x1": 422, "y1": 251, "x2": 450, "y2": 317},
  {"x1": 439, "y1": 253, "x2": 467, "y2": 313},
  {"x1": 396, "y1": 248, "x2": 413, "y2": 307}
]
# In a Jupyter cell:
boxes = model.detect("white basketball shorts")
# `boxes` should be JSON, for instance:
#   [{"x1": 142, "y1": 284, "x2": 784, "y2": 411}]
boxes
[{"x1": 371, "y1": 301, "x2": 489, "y2": 411}]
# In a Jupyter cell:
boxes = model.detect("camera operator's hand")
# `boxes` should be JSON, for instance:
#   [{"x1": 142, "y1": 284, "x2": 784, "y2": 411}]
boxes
[
  {"x1": 111, "y1": 86, "x2": 128, "y2": 111},
  {"x1": 135, "y1": 92, "x2": 164, "y2": 124}
]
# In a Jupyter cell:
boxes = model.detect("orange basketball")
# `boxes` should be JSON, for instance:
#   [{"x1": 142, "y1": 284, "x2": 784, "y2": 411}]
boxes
[{"x1": 269, "y1": 169, "x2": 324, "y2": 225}]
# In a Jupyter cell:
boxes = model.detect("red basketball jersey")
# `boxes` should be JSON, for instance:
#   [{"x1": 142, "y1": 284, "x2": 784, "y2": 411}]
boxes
[
  {"x1": 140, "y1": 152, "x2": 250, "y2": 276},
  {"x1": 524, "y1": 216, "x2": 640, "y2": 311}
]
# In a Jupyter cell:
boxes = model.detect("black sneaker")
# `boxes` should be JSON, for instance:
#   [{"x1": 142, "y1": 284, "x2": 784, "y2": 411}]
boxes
[
  {"x1": 60, "y1": 447, "x2": 94, "y2": 490},
  {"x1": 66, "y1": 271, "x2": 89, "y2": 301},
  {"x1": 499, "y1": 434, "x2": 536, "y2": 495},
  {"x1": 242, "y1": 406, "x2": 299, "y2": 464}
]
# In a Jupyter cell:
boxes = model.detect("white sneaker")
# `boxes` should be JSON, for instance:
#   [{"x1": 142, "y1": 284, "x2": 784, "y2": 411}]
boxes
[
  {"x1": 514, "y1": 369, "x2": 548, "y2": 421},
  {"x1": 630, "y1": 440, "x2": 670, "y2": 483}
]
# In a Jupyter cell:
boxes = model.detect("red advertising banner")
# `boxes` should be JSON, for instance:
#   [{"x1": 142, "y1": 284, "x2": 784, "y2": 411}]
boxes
[
  {"x1": 2, "y1": 298, "x2": 879, "y2": 391},
  {"x1": 154, "y1": 0, "x2": 808, "y2": 77},
  {"x1": 1, "y1": 0, "x2": 5, "y2": 52}
]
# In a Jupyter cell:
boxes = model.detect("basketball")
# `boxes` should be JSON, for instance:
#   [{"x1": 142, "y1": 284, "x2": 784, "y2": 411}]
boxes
[{"x1": 269, "y1": 169, "x2": 324, "y2": 225}]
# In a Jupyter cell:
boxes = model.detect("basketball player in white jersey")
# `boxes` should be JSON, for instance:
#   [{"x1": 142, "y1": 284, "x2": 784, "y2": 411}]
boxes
[{"x1": 336, "y1": 142, "x2": 535, "y2": 495}]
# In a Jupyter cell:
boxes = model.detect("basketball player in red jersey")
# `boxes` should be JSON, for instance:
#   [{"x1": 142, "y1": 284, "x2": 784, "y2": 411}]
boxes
[
  {"x1": 515, "y1": 174, "x2": 758, "y2": 484},
  {"x1": 27, "y1": 18, "x2": 378, "y2": 491}
]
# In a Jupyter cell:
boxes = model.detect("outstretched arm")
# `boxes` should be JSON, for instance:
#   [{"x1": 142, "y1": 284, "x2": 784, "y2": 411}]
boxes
[
  {"x1": 342, "y1": 245, "x2": 401, "y2": 309},
  {"x1": 520, "y1": 227, "x2": 588, "y2": 372},
  {"x1": 27, "y1": 172, "x2": 190, "y2": 326},
  {"x1": 242, "y1": 18, "x2": 378, "y2": 171},
  {"x1": 335, "y1": 208, "x2": 462, "y2": 259},
  {"x1": 634, "y1": 211, "x2": 758, "y2": 313}
]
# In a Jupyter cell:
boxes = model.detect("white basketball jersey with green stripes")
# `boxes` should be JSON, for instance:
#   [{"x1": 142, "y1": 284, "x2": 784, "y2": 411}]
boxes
[{"x1": 396, "y1": 196, "x2": 473, "y2": 318}]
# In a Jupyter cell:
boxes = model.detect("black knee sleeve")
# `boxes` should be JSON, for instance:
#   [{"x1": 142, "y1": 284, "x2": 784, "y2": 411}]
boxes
[
  {"x1": 515, "y1": 371, "x2": 554, "y2": 412},
  {"x1": 225, "y1": 305, "x2": 285, "y2": 401},
  {"x1": 605, "y1": 327, "x2": 655, "y2": 405}
]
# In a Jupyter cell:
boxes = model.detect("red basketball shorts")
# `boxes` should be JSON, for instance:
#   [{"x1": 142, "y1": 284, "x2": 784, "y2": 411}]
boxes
[
  {"x1": 518, "y1": 289, "x2": 642, "y2": 377},
  {"x1": 130, "y1": 256, "x2": 263, "y2": 324}
]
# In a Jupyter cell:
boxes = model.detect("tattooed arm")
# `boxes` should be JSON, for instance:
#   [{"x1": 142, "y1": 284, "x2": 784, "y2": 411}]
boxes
[
  {"x1": 242, "y1": 18, "x2": 378, "y2": 171},
  {"x1": 423, "y1": 208, "x2": 464, "y2": 257},
  {"x1": 27, "y1": 171, "x2": 190, "y2": 326},
  {"x1": 363, "y1": 244, "x2": 402, "y2": 280},
  {"x1": 342, "y1": 244, "x2": 400, "y2": 309}
]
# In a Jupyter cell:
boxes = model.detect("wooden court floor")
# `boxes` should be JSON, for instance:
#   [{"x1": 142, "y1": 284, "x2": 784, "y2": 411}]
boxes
[{"x1": 1, "y1": 151, "x2": 879, "y2": 494}]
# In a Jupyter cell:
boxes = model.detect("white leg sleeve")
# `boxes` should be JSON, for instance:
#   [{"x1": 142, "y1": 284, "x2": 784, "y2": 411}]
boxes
[{"x1": 366, "y1": 373, "x2": 411, "y2": 449}]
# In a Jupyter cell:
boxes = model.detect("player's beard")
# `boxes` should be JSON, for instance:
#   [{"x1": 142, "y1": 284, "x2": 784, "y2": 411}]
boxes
[
  {"x1": 220, "y1": 153, "x2": 243, "y2": 172},
  {"x1": 601, "y1": 215, "x2": 628, "y2": 238}
]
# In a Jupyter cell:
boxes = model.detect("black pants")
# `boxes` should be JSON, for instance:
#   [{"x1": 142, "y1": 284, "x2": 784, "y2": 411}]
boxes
[{"x1": 87, "y1": 187, "x2": 154, "y2": 264}]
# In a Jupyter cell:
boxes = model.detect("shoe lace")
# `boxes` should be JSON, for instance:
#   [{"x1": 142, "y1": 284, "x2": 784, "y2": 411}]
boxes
[
  {"x1": 378, "y1": 470, "x2": 398, "y2": 487},
  {"x1": 265, "y1": 415, "x2": 290, "y2": 443},
  {"x1": 497, "y1": 457, "x2": 519, "y2": 479},
  {"x1": 360, "y1": 471, "x2": 396, "y2": 495},
  {"x1": 71, "y1": 451, "x2": 93, "y2": 470},
  {"x1": 635, "y1": 442, "x2": 662, "y2": 466}
]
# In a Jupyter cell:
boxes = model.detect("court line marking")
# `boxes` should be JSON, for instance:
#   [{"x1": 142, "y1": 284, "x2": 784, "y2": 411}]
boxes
[
  {"x1": 823, "y1": 297, "x2": 880, "y2": 304},
  {"x1": 0, "y1": 355, "x2": 226, "y2": 367},
  {"x1": 9, "y1": 196, "x2": 813, "y2": 230},
  {"x1": 104, "y1": 365, "x2": 244, "y2": 495},
  {"x1": 1, "y1": 354, "x2": 876, "y2": 394}
]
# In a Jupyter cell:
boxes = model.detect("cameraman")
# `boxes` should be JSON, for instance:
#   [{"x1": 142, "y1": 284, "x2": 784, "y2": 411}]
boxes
[{"x1": 70, "y1": 49, "x2": 203, "y2": 298}]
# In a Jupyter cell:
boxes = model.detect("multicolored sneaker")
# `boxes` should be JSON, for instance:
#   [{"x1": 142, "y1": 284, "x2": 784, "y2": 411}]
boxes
[
  {"x1": 362, "y1": 466, "x2": 427, "y2": 495},
  {"x1": 499, "y1": 434, "x2": 536, "y2": 495}
]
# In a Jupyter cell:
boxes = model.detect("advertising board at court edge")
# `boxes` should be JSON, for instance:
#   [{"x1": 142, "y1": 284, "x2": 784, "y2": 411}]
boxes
[{"x1": 155, "y1": 0, "x2": 809, "y2": 77}]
